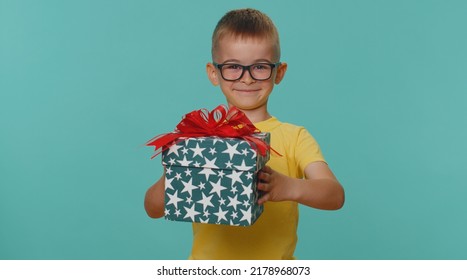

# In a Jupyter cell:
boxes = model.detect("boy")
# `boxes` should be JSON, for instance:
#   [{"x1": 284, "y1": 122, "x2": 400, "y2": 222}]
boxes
[{"x1": 144, "y1": 8, "x2": 344, "y2": 259}]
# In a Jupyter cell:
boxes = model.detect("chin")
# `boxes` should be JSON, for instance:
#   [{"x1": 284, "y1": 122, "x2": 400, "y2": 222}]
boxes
[{"x1": 230, "y1": 103, "x2": 264, "y2": 111}]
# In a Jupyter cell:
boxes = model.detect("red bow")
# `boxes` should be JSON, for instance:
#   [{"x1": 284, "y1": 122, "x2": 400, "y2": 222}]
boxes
[{"x1": 146, "y1": 105, "x2": 275, "y2": 158}]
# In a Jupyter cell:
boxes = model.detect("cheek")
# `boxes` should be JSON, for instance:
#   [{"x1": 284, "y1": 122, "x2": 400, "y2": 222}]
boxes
[
  {"x1": 261, "y1": 81, "x2": 275, "y2": 92},
  {"x1": 219, "y1": 81, "x2": 234, "y2": 92}
]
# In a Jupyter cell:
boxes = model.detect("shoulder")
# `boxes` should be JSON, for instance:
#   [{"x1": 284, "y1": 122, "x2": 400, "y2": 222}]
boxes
[
  {"x1": 273, "y1": 119, "x2": 322, "y2": 155},
  {"x1": 272, "y1": 120, "x2": 313, "y2": 140}
]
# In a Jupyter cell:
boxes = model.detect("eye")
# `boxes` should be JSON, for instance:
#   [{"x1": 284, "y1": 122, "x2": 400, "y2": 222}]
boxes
[
  {"x1": 224, "y1": 64, "x2": 242, "y2": 70},
  {"x1": 252, "y1": 64, "x2": 270, "y2": 71}
]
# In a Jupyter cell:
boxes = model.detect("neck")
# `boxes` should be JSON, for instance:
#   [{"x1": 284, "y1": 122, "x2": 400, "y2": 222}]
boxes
[{"x1": 239, "y1": 108, "x2": 271, "y2": 124}]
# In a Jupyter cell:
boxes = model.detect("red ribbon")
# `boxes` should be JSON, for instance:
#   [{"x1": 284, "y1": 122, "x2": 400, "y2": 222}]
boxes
[{"x1": 146, "y1": 105, "x2": 275, "y2": 158}]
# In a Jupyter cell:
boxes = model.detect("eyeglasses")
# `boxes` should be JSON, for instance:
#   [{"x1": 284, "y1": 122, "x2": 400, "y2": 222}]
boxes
[{"x1": 213, "y1": 62, "x2": 281, "y2": 81}]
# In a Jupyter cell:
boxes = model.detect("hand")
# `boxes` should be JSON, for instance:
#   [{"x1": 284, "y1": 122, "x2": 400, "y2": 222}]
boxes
[
  {"x1": 257, "y1": 165, "x2": 295, "y2": 205},
  {"x1": 256, "y1": 162, "x2": 345, "y2": 209}
]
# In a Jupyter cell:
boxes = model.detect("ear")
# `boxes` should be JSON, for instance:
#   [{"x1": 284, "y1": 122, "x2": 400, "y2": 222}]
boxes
[
  {"x1": 274, "y1": 62, "x2": 288, "y2": 85},
  {"x1": 206, "y1": 63, "x2": 220, "y2": 86}
]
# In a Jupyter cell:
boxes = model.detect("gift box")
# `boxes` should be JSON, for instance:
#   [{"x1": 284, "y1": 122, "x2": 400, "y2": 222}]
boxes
[{"x1": 162, "y1": 133, "x2": 270, "y2": 226}]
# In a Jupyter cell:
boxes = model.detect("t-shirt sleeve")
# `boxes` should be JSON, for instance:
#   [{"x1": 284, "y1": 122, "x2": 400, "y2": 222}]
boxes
[{"x1": 295, "y1": 127, "x2": 326, "y2": 173}]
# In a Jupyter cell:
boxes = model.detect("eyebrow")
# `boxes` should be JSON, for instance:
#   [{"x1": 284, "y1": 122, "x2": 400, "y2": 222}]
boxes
[{"x1": 221, "y1": 59, "x2": 274, "y2": 64}]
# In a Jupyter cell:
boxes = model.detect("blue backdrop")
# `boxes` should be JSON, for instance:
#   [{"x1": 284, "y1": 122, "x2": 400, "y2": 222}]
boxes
[{"x1": 1, "y1": 0, "x2": 466, "y2": 259}]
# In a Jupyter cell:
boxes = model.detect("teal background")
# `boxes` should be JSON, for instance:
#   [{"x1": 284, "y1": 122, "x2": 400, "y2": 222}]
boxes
[{"x1": 1, "y1": 0, "x2": 466, "y2": 259}]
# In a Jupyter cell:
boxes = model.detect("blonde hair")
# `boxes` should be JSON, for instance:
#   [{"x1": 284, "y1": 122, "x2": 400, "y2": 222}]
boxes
[{"x1": 211, "y1": 8, "x2": 281, "y2": 61}]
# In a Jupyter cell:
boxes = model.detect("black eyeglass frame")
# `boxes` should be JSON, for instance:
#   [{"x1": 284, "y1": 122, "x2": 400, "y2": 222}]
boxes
[{"x1": 213, "y1": 62, "x2": 282, "y2": 81}]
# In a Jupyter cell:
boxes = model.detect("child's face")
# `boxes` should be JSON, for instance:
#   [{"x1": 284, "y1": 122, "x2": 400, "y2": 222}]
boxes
[{"x1": 207, "y1": 35, "x2": 287, "y2": 114}]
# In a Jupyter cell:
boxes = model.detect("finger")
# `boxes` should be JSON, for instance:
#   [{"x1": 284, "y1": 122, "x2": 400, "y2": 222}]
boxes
[
  {"x1": 257, "y1": 182, "x2": 268, "y2": 192},
  {"x1": 258, "y1": 171, "x2": 270, "y2": 182},
  {"x1": 262, "y1": 165, "x2": 272, "y2": 174},
  {"x1": 258, "y1": 193, "x2": 269, "y2": 205}
]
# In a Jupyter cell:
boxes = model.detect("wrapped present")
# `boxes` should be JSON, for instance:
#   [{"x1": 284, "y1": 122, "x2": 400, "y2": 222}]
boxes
[
  {"x1": 146, "y1": 105, "x2": 276, "y2": 226},
  {"x1": 161, "y1": 133, "x2": 269, "y2": 226}
]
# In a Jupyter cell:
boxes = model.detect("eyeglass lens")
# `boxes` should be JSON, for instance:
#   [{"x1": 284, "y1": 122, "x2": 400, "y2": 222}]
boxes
[{"x1": 221, "y1": 64, "x2": 273, "y2": 81}]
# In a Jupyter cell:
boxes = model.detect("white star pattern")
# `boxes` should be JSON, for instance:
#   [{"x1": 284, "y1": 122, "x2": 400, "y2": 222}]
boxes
[
  {"x1": 177, "y1": 156, "x2": 192, "y2": 166},
  {"x1": 190, "y1": 143, "x2": 205, "y2": 158},
  {"x1": 213, "y1": 206, "x2": 228, "y2": 223},
  {"x1": 240, "y1": 207, "x2": 252, "y2": 224},
  {"x1": 250, "y1": 149, "x2": 257, "y2": 159},
  {"x1": 231, "y1": 211, "x2": 238, "y2": 219},
  {"x1": 165, "y1": 177, "x2": 175, "y2": 190},
  {"x1": 161, "y1": 134, "x2": 269, "y2": 226},
  {"x1": 209, "y1": 178, "x2": 227, "y2": 198},
  {"x1": 166, "y1": 166, "x2": 173, "y2": 175},
  {"x1": 166, "y1": 190, "x2": 183, "y2": 208},
  {"x1": 226, "y1": 170, "x2": 243, "y2": 186},
  {"x1": 219, "y1": 197, "x2": 226, "y2": 205},
  {"x1": 199, "y1": 167, "x2": 216, "y2": 181},
  {"x1": 199, "y1": 217, "x2": 209, "y2": 223},
  {"x1": 233, "y1": 160, "x2": 251, "y2": 171},
  {"x1": 227, "y1": 194, "x2": 241, "y2": 211},
  {"x1": 222, "y1": 142, "x2": 241, "y2": 160},
  {"x1": 212, "y1": 137, "x2": 223, "y2": 145},
  {"x1": 183, "y1": 204, "x2": 200, "y2": 221},
  {"x1": 240, "y1": 184, "x2": 253, "y2": 197},
  {"x1": 181, "y1": 178, "x2": 197, "y2": 197},
  {"x1": 167, "y1": 143, "x2": 182, "y2": 157},
  {"x1": 230, "y1": 185, "x2": 238, "y2": 194},
  {"x1": 182, "y1": 138, "x2": 192, "y2": 146},
  {"x1": 203, "y1": 157, "x2": 218, "y2": 169},
  {"x1": 197, "y1": 192, "x2": 215, "y2": 211}
]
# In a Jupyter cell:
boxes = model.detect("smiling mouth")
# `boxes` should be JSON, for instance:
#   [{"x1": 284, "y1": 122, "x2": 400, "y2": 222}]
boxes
[{"x1": 234, "y1": 89, "x2": 260, "y2": 93}]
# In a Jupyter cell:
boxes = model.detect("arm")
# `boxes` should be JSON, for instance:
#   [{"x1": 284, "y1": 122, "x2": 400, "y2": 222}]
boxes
[
  {"x1": 144, "y1": 172, "x2": 166, "y2": 218},
  {"x1": 257, "y1": 162, "x2": 345, "y2": 210}
]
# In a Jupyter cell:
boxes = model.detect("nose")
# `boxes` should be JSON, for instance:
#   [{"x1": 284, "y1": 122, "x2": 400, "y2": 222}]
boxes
[{"x1": 240, "y1": 68, "x2": 255, "y2": 85}]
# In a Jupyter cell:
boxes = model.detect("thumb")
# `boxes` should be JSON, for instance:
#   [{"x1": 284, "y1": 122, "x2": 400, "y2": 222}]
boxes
[{"x1": 257, "y1": 193, "x2": 269, "y2": 205}]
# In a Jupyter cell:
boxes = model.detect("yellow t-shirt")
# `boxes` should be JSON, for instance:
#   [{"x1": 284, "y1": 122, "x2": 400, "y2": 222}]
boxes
[{"x1": 189, "y1": 117, "x2": 325, "y2": 259}]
